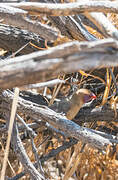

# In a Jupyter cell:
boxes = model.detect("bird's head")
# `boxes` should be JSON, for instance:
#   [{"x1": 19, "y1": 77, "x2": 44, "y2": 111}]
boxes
[
  {"x1": 76, "y1": 89, "x2": 96, "y2": 104},
  {"x1": 66, "y1": 88, "x2": 96, "y2": 120},
  {"x1": 71, "y1": 89, "x2": 96, "y2": 107}
]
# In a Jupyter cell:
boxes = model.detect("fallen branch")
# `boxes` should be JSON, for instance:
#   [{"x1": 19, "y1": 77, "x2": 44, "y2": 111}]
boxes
[
  {"x1": 0, "y1": 24, "x2": 52, "y2": 55},
  {"x1": 6, "y1": 1, "x2": 118, "y2": 16},
  {"x1": 11, "y1": 121, "x2": 45, "y2": 180},
  {"x1": 85, "y1": 12, "x2": 118, "y2": 40},
  {"x1": 0, "y1": 5, "x2": 58, "y2": 41},
  {"x1": 0, "y1": 90, "x2": 118, "y2": 150},
  {"x1": 0, "y1": 39, "x2": 118, "y2": 88}
]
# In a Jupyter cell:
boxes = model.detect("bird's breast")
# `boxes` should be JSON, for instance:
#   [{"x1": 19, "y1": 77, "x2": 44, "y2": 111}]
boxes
[{"x1": 66, "y1": 104, "x2": 80, "y2": 120}]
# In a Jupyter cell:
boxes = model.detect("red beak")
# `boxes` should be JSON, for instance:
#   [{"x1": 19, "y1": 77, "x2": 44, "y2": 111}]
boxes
[{"x1": 91, "y1": 93, "x2": 96, "y2": 99}]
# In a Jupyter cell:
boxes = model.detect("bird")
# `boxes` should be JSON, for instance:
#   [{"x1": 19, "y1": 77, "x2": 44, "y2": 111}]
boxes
[{"x1": 50, "y1": 89, "x2": 96, "y2": 120}]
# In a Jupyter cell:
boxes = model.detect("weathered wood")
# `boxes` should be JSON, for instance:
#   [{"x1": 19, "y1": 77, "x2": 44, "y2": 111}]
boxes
[
  {"x1": 48, "y1": 15, "x2": 96, "y2": 41},
  {"x1": 44, "y1": 0, "x2": 94, "y2": 41},
  {"x1": 8, "y1": 0, "x2": 118, "y2": 41},
  {"x1": 85, "y1": 12, "x2": 118, "y2": 40},
  {"x1": 0, "y1": 24, "x2": 52, "y2": 55},
  {"x1": 79, "y1": 14, "x2": 104, "y2": 35},
  {"x1": 75, "y1": 104, "x2": 117, "y2": 123},
  {"x1": 0, "y1": 39, "x2": 118, "y2": 89},
  {"x1": 0, "y1": 89, "x2": 117, "y2": 150},
  {"x1": 11, "y1": 121, "x2": 44, "y2": 180},
  {"x1": 5, "y1": 1, "x2": 118, "y2": 16},
  {"x1": 0, "y1": 4, "x2": 58, "y2": 41},
  {"x1": 0, "y1": 4, "x2": 27, "y2": 15}
]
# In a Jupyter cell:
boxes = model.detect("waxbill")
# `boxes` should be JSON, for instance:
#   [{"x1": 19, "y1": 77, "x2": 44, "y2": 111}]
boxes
[{"x1": 50, "y1": 89, "x2": 96, "y2": 120}]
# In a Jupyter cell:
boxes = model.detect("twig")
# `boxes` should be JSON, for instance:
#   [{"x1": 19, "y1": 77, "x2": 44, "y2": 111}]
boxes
[
  {"x1": 0, "y1": 88, "x2": 19, "y2": 180},
  {"x1": 17, "y1": 114, "x2": 36, "y2": 137},
  {"x1": 21, "y1": 79, "x2": 65, "y2": 90},
  {"x1": 30, "y1": 136, "x2": 45, "y2": 179},
  {"x1": 109, "y1": 68, "x2": 118, "y2": 95}
]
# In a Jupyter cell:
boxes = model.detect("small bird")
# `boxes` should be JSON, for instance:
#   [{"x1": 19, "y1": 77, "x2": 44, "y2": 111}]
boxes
[{"x1": 50, "y1": 89, "x2": 96, "y2": 120}]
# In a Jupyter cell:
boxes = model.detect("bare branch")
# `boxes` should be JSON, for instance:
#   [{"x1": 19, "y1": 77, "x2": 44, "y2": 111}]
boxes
[
  {"x1": 75, "y1": 104, "x2": 117, "y2": 123},
  {"x1": 85, "y1": 12, "x2": 118, "y2": 40},
  {"x1": 0, "y1": 24, "x2": 53, "y2": 55},
  {"x1": 0, "y1": 4, "x2": 27, "y2": 15},
  {"x1": 0, "y1": 39, "x2": 118, "y2": 88},
  {"x1": 21, "y1": 79, "x2": 65, "y2": 90},
  {"x1": 0, "y1": 90, "x2": 118, "y2": 150},
  {"x1": 11, "y1": 121, "x2": 45, "y2": 180},
  {"x1": 5, "y1": 1, "x2": 118, "y2": 16},
  {"x1": 0, "y1": 5, "x2": 58, "y2": 41}
]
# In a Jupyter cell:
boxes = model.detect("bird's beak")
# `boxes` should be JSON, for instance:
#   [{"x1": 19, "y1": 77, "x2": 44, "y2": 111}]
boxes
[{"x1": 91, "y1": 93, "x2": 96, "y2": 100}]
